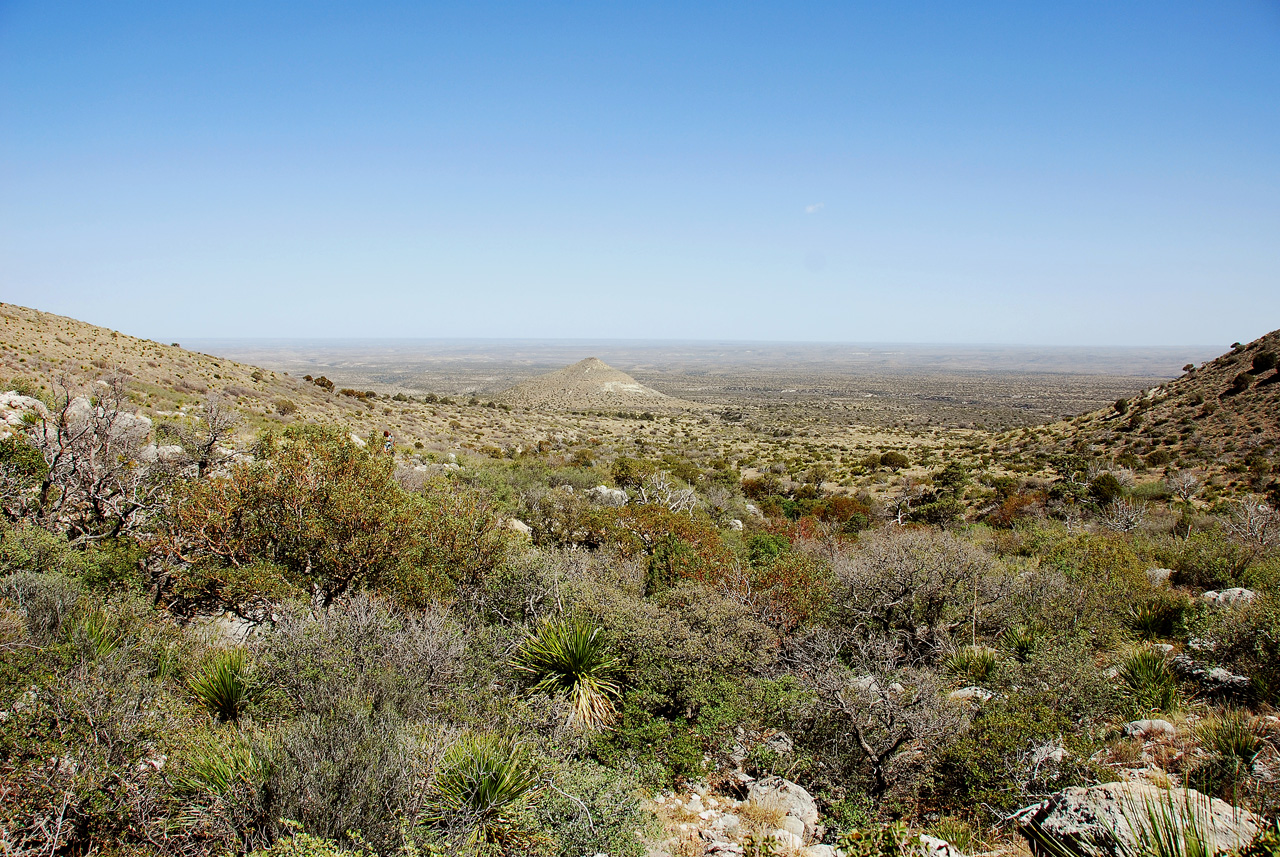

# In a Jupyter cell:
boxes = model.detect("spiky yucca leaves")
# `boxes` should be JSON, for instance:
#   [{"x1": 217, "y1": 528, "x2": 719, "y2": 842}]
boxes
[
  {"x1": 1119, "y1": 647, "x2": 1182, "y2": 716},
  {"x1": 72, "y1": 607, "x2": 123, "y2": 660},
  {"x1": 945, "y1": 645, "x2": 998, "y2": 684},
  {"x1": 513, "y1": 618, "x2": 621, "y2": 728},
  {"x1": 429, "y1": 734, "x2": 539, "y2": 845},
  {"x1": 1196, "y1": 709, "x2": 1264, "y2": 768},
  {"x1": 999, "y1": 624, "x2": 1038, "y2": 663},
  {"x1": 170, "y1": 728, "x2": 266, "y2": 797},
  {"x1": 190, "y1": 647, "x2": 255, "y2": 723},
  {"x1": 1192, "y1": 708, "x2": 1267, "y2": 797}
]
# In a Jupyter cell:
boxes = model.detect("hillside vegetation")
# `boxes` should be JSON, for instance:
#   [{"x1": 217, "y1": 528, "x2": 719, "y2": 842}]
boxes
[{"x1": 1, "y1": 306, "x2": 1279, "y2": 857}]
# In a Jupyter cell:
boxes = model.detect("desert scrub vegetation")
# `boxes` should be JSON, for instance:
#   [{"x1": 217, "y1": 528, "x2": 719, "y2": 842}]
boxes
[{"x1": 2, "y1": 370, "x2": 1280, "y2": 856}]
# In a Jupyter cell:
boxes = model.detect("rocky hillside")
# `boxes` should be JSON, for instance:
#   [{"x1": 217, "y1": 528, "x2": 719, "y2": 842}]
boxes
[
  {"x1": 1039, "y1": 327, "x2": 1279, "y2": 488},
  {"x1": 496, "y1": 357, "x2": 695, "y2": 411}
]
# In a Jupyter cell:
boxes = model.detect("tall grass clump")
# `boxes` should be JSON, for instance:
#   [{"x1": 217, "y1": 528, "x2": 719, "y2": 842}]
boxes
[
  {"x1": 190, "y1": 647, "x2": 255, "y2": 722},
  {"x1": 513, "y1": 617, "x2": 621, "y2": 728},
  {"x1": 429, "y1": 734, "x2": 539, "y2": 846},
  {"x1": 1119, "y1": 647, "x2": 1182, "y2": 716}
]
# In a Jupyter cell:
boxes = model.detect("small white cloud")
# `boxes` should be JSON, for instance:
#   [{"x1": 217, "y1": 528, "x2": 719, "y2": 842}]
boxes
[{"x1": 805, "y1": 202, "x2": 824, "y2": 214}]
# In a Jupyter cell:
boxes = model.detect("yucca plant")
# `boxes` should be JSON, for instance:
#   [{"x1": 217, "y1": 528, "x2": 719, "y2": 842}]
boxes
[
  {"x1": 1120, "y1": 789, "x2": 1222, "y2": 857},
  {"x1": 1191, "y1": 709, "x2": 1266, "y2": 798},
  {"x1": 72, "y1": 608, "x2": 123, "y2": 660},
  {"x1": 190, "y1": 647, "x2": 255, "y2": 723},
  {"x1": 513, "y1": 618, "x2": 621, "y2": 728},
  {"x1": 999, "y1": 624, "x2": 1038, "y2": 663},
  {"x1": 944, "y1": 645, "x2": 998, "y2": 684},
  {"x1": 1196, "y1": 709, "x2": 1263, "y2": 768},
  {"x1": 1119, "y1": 647, "x2": 1182, "y2": 716},
  {"x1": 169, "y1": 728, "x2": 266, "y2": 797},
  {"x1": 429, "y1": 734, "x2": 539, "y2": 845}
]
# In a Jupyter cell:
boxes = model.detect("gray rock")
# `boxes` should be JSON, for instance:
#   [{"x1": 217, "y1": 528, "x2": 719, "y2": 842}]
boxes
[
  {"x1": 770, "y1": 829, "x2": 804, "y2": 850},
  {"x1": 918, "y1": 834, "x2": 966, "y2": 857},
  {"x1": 506, "y1": 518, "x2": 533, "y2": 537},
  {"x1": 0, "y1": 391, "x2": 49, "y2": 435},
  {"x1": 1202, "y1": 588, "x2": 1256, "y2": 606},
  {"x1": 1145, "y1": 568, "x2": 1174, "y2": 587},
  {"x1": 1170, "y1": 655, "x2": 1251, "y2": 695},
  {"x1": 948, "y1": 686, "x2": 993, "y2": 703},
  {"x1": 586, "y1": 485, "x2": 628, "y2": 506},
  {"x1": 804, "y1": 847, "x2": 839, "y2": 857},
  {"x1": 1122, "y1": 719, "x2": 1176, "y2": 740},
  {"x1": 1015, "y1": 783, "x2": 1258, "y2": 857},
  {"x1": 1032, "y1": 744, "x2": 1070, "y2": 765},
  {"x1": 764, "y1": 730, "x2": 795, "y2": 756},
  {"x1": 728, "y1": 518, "x2": 744, "y2": 531},
  {"x1": 748, "y1": 776, "x2": 819, "y2": 840}
]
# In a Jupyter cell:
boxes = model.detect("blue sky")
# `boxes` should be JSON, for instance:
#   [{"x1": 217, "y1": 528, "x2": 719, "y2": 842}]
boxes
[{"x1": 2, "y1": 2, "x2": 1277, "y2": 345}]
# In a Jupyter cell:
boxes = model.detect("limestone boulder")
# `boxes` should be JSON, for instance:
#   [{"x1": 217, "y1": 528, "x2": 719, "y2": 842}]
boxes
[{"x1": 1014, "y1": 782, "x2": 1258, "y2": 857}]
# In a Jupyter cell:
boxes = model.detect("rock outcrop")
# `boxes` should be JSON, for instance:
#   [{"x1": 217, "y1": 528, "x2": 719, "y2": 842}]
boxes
[{"x1": 1015, "y1": 783, "x2": 1258, "y2": 857}]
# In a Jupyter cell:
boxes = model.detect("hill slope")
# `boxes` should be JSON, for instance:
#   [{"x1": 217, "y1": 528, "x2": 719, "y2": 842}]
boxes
[
  {"x1": 1040, "y1": 328, "x2": 1279, "y2": 488},
  {"x1": 496, "y1": 357, "x2": 694, "y2": 411}
]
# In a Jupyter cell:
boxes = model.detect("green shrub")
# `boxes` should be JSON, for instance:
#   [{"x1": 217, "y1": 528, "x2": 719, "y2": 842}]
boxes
[
  {"x1": 1166, "y1": 532, "x2": 1250, "y2": 590},
  {"x1": 836, "y1": 820, "x2": 913, "y2": 857},
  {"x1": 928, "y1": 692, "x2": 1097, "y2": 824},
  {"x1": 0, "y1": 524, "x2": 81, "y2": 577},
  {"x1": 267, "y1": 707, "x2": 425, "y2": 853},
  {"x1": 590, "y1": 695, "x2": 707, "y2": 788},
  {"x1": 533, "y1": 758, "x2": 655, "y2": 857},
  {"x1": 513, "y1": 617, "x2": 622, "y2": 729},
  {"x1": 0, "y1": 570, "x2": 83, "y2": 643},
  {"x1": 253, "y1": 595, "x2": 468, "y2": 722},
  {"x1": 1183, "y1": 592, "x2": 1280, "y2": 703}
]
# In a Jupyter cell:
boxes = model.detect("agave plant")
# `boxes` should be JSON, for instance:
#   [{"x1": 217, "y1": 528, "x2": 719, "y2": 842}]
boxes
[
  {"x1": 189, "y1": 647, "x2": 255, "y2": 723},
  {"x1": 429, "y1": 734, "x2": 539, "y2": 845},
  {"x1": 1119, "y1": 647, "x2": 1182, "y2": 716},
  {"x1": 513, "y1": 618, "x2": 621, "y2": 728}
]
